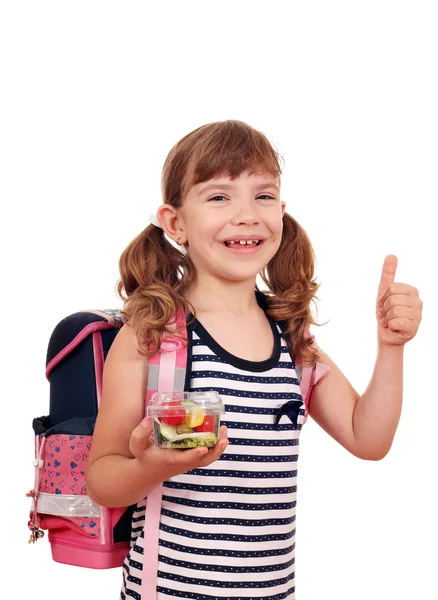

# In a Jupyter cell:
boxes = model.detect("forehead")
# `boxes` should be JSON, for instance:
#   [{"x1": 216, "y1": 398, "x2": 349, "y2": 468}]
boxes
[{"x1": 191, "y1": 172, "x2": 280, "y2": 196}]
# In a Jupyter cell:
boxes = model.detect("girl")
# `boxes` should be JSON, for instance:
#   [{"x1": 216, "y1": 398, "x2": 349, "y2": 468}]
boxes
[{"x1": 86, "y1": 120, "x2": 422, "y2": 600}]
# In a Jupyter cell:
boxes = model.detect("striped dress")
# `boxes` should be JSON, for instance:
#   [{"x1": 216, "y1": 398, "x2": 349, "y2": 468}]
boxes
[{"x1": 121, "y1": 308, "x2": 306, "y2": 600}]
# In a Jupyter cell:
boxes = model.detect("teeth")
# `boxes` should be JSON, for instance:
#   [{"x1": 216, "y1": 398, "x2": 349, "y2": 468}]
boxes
[{"x1": 226, "y1": 240, "x2": 260, "y2": 246}]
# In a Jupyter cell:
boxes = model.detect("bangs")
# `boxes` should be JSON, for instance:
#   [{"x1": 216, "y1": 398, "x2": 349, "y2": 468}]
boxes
[{"x1": 182, "y1": 120, "x2": 283, "y2": 196}]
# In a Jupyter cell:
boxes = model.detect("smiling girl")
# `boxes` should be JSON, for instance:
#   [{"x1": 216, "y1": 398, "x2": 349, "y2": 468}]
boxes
[{"x1": 86, "y1": 120, "x2": 422, "y2": 600}]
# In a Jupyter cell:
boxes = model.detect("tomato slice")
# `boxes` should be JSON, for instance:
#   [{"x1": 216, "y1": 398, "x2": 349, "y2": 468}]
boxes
[
  {"x1": 160, "y1": 401, "x2": 186, "y2": 426},
  {"x1": 193, "y1": 415, "x2": 215, "y2": 432}
]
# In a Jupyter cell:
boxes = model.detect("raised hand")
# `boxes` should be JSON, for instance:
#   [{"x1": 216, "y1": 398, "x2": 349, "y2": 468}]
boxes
[{"x1": 376, "y1": 254, "x2": 422, "y2": 348}]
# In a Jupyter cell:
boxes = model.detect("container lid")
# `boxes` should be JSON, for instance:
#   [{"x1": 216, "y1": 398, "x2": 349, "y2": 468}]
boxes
[{"x1": 146, "y1": 391, "x2": 225, "y2": 418}]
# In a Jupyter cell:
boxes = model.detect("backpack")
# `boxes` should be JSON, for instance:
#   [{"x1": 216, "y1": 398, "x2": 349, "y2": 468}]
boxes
[{"x1": 27, "y1": 307, "x2": 328, "y2": 578}]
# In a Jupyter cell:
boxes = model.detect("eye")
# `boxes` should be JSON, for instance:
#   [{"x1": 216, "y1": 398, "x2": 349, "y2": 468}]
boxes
[
  {"x1": 207, "y1": 194, "x2": 275, "y2": 202},
  {"x1": 207, "y1": 195, "x2": 227, "y2": 202}
]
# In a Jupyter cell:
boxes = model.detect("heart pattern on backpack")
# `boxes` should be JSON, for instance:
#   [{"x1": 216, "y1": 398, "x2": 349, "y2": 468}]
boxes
[
  {"x1": 38, "y1": 432, "x2": 100, "y2": 536},
  {"x1": 40, "y1": 433, "x2": 91, "y2": 496}
]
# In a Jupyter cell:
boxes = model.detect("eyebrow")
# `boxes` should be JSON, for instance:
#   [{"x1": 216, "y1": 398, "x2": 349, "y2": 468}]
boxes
[{"x1": 197, "y1": 181, "x2": 280, "y2": 195}]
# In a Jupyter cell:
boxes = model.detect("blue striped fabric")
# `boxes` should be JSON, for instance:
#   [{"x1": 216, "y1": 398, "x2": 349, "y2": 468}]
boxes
[{"x1": 121, "y1": 318, "x2": 306, "y2": 600}]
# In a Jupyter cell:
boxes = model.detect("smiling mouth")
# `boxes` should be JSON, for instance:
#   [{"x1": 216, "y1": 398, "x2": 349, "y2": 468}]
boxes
[{"x1": 223, "y1": 240, "x2": 263, "y2": 247}]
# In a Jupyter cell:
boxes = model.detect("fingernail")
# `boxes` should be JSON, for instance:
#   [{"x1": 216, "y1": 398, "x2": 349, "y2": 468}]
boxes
[{"x1": 140, "y1": 418, "x2": 149, "y2": 428}]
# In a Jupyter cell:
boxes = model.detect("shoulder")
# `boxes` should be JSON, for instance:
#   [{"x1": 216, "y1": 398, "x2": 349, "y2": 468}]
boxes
[
  {"x1": 102, "y1": 323, "x2": 149, "y2": 393},
  {"x1": 107, "y1": 322, "x2": 145, "y2": 363},
  {"x1": 102, "y1": 322, "x2": 149, "y2": 394}
]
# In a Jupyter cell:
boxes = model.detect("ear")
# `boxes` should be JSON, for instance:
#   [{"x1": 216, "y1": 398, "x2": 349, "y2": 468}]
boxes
[
  {"x1": 281, "y1": 201, "x2": 286, "y2": 217},
  {"x1": 157, "y1": 204, "x2": 186, "y2": 244}
]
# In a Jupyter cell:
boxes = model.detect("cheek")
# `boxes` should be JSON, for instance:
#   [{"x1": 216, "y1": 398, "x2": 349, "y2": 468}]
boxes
[
  {"x1": 269, "y1": 217, "x2": 284, "y2": 240},
  {"x1": 271, "y1": 224, "x2": 285, "y2": 253},
  {"x1": 185, "y1": 224, "x2": 217, "y2": 251},
  {"x1": 188, "y1": 218, "x2": 223, "y2": 243}
]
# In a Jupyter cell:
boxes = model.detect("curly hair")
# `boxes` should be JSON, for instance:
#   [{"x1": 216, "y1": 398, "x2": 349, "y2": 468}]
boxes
[{"x1": 117, "y1": 120, "x2": 321, "y2": 365}]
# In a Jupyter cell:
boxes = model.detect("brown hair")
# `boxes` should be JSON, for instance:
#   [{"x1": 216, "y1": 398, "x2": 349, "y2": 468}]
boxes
[{"x1": 117, "y1": 120, "x2": 321, "y2": 365}]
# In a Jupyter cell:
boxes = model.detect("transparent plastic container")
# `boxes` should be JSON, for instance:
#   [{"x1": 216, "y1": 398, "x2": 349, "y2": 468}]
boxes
[{"x1": 146, "y1": 391, "x2": 225, "y2": 448}]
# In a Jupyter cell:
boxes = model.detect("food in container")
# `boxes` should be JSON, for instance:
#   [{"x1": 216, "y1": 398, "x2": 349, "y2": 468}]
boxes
[{"x1": 146, "y1": 391, "x2": 225, "y2": 448}]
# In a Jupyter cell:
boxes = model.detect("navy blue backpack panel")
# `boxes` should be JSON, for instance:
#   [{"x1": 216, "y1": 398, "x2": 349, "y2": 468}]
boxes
[{"x1": 46, "y1": 311, "x2": 122, "y2": 426}]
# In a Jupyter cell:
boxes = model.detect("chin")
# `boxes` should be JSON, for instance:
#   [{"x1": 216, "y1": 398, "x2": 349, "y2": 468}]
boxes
[{"x1": 215, "y1": 267, "x2": 261, "y2": 283}]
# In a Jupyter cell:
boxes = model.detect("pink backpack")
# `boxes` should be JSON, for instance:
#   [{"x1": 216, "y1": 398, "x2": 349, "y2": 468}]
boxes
[
  {"x1": 27, "y1": 308, "x2": 195, "y2": 569},
  {"x1": 27, "y1": 308, "x2": 328, "y2": 583}
]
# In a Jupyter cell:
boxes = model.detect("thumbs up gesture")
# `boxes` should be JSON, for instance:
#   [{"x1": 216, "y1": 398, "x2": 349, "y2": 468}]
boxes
[{"x1": 376, "y1": 255, "x2": 423, "y2": 348}]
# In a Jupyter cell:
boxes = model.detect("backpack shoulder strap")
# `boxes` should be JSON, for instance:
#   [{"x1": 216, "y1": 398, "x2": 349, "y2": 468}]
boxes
[
  {"x1": 295, "y1": 329, "x2": 330, "y2": 422},
  {"x1": 145, "y1": 311, "x2": 188, "y2": 404},
  {"x1": 142, "y1": 310, "x2": 188, "y2": 597}
]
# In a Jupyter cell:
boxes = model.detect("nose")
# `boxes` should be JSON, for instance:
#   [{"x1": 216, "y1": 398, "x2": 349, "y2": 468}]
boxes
[{"x1": 230, "y1": 199, "x2": 260, "y2": 226}]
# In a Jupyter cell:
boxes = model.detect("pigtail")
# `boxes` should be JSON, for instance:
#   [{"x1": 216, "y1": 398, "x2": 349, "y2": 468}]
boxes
[
  {"x1": 116, "y1": 224, "x2": 195, "y2": 357},
  {"x1": 261, "y1": 212, "x2": 322, "y2": 366}
]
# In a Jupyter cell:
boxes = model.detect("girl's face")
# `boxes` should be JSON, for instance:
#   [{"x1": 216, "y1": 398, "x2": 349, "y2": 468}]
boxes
[{"x1": 177, "y1": 170, "x2": 286, "y2": 284}]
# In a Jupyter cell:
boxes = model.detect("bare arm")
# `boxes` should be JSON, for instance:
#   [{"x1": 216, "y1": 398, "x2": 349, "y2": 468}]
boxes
[
  {"x1": 86, "y1": 323, "x2": 228, "y2": 508},
  {"x1": 308, "y1": 344, "x2": 403, "y2": 460},
  {"x1": 309, "y1": 255, "x2": 421, "y2": 461}
]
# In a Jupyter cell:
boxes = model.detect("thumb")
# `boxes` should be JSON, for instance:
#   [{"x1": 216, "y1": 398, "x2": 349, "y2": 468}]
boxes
[
  {"x1": 377, "y1": 254, "x2": 398, "y2": 302},
  {"x1": 129, "y1": 418, "x2": 154, "y2": 458}
]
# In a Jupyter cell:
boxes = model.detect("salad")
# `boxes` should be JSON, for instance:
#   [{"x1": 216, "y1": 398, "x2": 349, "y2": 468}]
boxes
[{"x1": 148, "y1": 394, "x2": 224, "y2": 449}]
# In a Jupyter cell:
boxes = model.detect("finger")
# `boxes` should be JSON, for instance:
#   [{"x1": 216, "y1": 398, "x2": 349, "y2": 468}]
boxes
[
  {"x1": 166, "y1": 446, "x2": 210, "y2": 464},
  {"x1": 212, "y1": 425, "x2": 229, "y2": 453},
  {"x1": 378, "y1": 306, "x2": 414, "y2": 328},
  {"x1": 377, "y1": 254, "x2": 398, "y2": 302},
  {"x1": 378, "y1": 284, "x2": 419, "y2": 308},
  {"x1": 197, "y1": 427, "x2": 229, "y2": 466},
  {"x1": 218, "y1": 424, "x2": 228, "y2": 440},
  {"x1": 189, "y1": 427, "x2": 229, "y2": 462},
  {"x1": 162, "y1": 426, "x2": 229, "y2": 467},
  {"x1": 386, "y1": 317, "x2": 414, "y2": 333},
  {"x1": 378, "y1": 293, "x2": 418, "y2": 314},
  {"x1": 129, "y1": 418, "x2": 154, "y2": 457}
]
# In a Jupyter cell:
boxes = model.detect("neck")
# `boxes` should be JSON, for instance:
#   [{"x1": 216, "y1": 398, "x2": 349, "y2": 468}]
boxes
[{"x1": 184, "y1": 275, "x2": 260, "y2": 317}]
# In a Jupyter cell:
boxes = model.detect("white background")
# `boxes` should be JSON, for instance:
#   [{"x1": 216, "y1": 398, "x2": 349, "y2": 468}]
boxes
[{"x1": 1, "y1": 1, "x2": 437, "y2": 598}]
